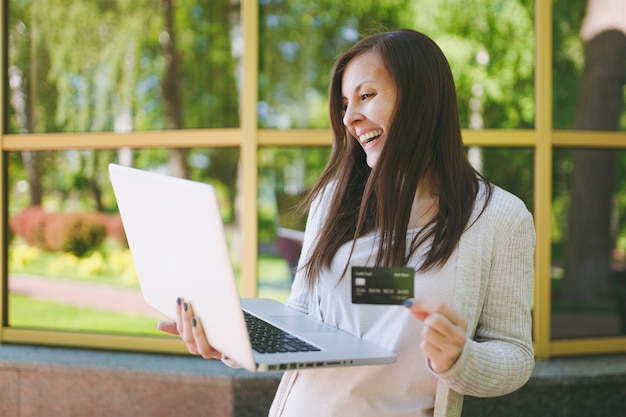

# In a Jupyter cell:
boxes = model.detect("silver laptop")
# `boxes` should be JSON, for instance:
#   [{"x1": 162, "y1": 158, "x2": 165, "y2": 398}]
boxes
[{"x1": 108, "y1": 163, "x2": 396, "y2": 372}]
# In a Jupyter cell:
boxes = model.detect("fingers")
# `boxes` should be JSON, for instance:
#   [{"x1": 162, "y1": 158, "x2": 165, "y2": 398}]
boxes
[
  {"x1": 404, "y1": 299, "x2": 468, "y2": 373},
  {"x1": 175, "y1": 297, "x2": 184, "y2": 335},
  {"x1": 175, "y1": 297, "x2": 222, "y2": 359},
  {"x1": 420, "y1": 321, "x2": 465, "y2": 373},
  {"x1": 191, "y1": 316, "x2": 222, "y2": 359},
  {"x1": 156, "y1": 321, "x2": 179, "y2": 335},
  {"x1": 156, "y1": 297, "x2": 184, "y2": 336},
  {"x1": 403, "y1": 299, "x2": 467, "y2": 329},
  {"x1": 180, "y1": 299, "x2": 200, "y2": 355}
]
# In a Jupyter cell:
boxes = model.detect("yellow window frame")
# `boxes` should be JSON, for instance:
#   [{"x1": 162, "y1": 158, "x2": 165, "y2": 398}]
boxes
[{"x1": 0, "y1": 0, "x2": 624, "y2": 358}]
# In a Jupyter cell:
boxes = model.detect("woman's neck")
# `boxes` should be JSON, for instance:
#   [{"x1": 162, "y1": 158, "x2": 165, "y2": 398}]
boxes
[{"x1": 408, "y1": 188, "x2": 438, "y2": 228}]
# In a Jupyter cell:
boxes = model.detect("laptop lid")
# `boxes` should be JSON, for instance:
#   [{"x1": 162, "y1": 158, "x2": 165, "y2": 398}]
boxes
[
  {"x1": 109, "y1": 163, "x2": 396, "y2": 372},
  {"x1": 109, "y1": 163, "x2": 256, "y2": 369}
]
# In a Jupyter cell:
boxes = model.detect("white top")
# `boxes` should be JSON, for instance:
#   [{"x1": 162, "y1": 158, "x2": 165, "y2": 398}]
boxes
[{"x1": 269, "y1": 181, "x2": 536, "y2": 417}]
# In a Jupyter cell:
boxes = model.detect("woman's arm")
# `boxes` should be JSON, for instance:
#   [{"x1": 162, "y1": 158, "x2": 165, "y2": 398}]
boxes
[
  {"x1": 439, "y1": 210, "x2": 536, "y2": 397},
  {"x1": 404, "y1": 203, "x2": 535, "y2": 397}
]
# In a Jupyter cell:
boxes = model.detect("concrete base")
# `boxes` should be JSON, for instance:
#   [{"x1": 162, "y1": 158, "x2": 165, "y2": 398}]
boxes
[
  {"x1": 463, "y1": 355, "x2": 626, "y2": 417},
  {"x1": 1, "y1": 344, "x2": 624, "y2": 417}
]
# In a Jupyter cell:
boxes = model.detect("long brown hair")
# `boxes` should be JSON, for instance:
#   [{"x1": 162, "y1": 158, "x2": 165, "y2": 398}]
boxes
[{"x1": 302, "y1": 29, "x2": 492, "y2": 288}]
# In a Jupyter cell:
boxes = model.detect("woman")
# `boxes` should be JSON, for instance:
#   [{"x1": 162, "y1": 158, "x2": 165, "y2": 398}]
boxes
[{"x1": 160, "y1": 29, "x2": 535, "y2": 417}]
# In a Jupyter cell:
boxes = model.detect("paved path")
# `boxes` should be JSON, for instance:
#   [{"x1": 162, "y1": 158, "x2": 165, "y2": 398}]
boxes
[
  {"x1": 9, "y1": 274, "x2": 163, "y2": 319},
  {"x1": 11, "y1": 274, "x2": 622, "y2": 339}
]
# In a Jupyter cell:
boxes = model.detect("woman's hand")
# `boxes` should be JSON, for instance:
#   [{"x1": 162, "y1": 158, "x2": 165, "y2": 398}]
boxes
[
  {"x1": 156, "y1": 298, "x2": 222, "y2": 360},
  {"x1": 403, "y1": 299, "x2": 468, "y2": 374}
]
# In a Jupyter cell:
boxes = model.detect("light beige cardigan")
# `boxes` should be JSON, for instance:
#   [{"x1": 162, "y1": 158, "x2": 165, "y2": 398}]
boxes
[
  {"x1": 429, "y1": 183, "x2": 536, "y2": 416},
  {"x1": 271, "y1": 182, "x2": 536, "y2": 417}
]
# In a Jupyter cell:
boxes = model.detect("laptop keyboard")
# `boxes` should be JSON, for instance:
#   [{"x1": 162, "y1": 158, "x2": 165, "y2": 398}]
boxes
[{"x1": 243, "y1": 311, "x2": 321, "y2": 354}]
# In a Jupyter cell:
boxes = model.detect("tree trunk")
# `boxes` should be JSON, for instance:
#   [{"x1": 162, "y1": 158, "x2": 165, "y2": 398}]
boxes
[
  {"x1": 161, "y1": 0, "x2": 189, "y2": 178},
  {"x1": 562, "y1": 0, "x2": 626, "y2": 304},
  {"x1": 87, "y1": 151, "x2": 104, "y2": 212},
  {"x1": 24, "y1": 11, "x2": 43, "y2": 206},
  {"x1": 22, "y1": 152, "x2": 43, "y2": 206}
]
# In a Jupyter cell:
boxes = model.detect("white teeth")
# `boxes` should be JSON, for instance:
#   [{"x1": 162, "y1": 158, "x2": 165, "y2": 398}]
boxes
[{"x1": 358, "y1": 129, "x2": 383, "y2": 144}]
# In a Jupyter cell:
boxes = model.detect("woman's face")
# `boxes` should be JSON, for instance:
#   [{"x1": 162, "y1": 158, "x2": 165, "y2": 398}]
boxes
[{"x1": 341, "y1": 51, "x2": 398, "y2": 168}]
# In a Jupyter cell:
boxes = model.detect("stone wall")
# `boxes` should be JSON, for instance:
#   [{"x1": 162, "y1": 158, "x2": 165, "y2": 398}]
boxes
[{"x1": 1, "y1": 345, "x2": 624, "y2": 417}]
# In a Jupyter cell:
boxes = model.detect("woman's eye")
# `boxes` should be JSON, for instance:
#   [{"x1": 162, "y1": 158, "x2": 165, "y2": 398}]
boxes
[{"x1": 360, "y1": 92, "x2": 374, "y2": 101}]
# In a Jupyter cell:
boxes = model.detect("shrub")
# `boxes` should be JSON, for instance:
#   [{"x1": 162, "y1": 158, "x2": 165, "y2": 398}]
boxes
[
  {"x1": 10, "y1": 208, "x2": 124, "y2": 257},
  {"x1": 105, "y1": 214, "x2": 128, "y2": 248},
  {"x1": 9, "y1": 206, "x2": 49, "y2": 248},
  {"x1": 43, "y1": 212, "x2": 107, "y2": 257}
]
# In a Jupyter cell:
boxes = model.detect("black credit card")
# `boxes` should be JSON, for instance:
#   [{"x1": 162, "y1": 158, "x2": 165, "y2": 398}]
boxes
[{"x1": 351, "y1": 266, "x2": 414, "y2": 305}]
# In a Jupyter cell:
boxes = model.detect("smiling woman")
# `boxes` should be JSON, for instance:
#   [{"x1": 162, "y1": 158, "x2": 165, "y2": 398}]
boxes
[
  {"x1": 1, "y1": 0, "x2": 625, "y2": 389},
  {"x1": 341, "y1": 51, "x2": 397, "y2": 168},
  {"x1": 159, "y1": 29, "x2": 536, "y2": 417}
]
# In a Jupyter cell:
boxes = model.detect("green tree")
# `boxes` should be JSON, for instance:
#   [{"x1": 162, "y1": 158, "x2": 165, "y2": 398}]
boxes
[
  {"x1": 411, "y1": 0, "x2": 536, "y2": 209},
  {"x1": 258, "y1": 0, "x2": 413, "y2": 128},
  {"x1": 8, "y1": 0, "x2": 241, "y2": 215},
  {"x1": 412, "y1": 0, "x2": 535, "y2": 129},
  {"x1": 561, "y1": 0, "x2": 626, "y2": 304},
  {"x1": 8, "y1": 0, "x2": 162, "y2": 210},
  {"x1": 172, "y1": 0, "x2": 240, "y2": 210}
]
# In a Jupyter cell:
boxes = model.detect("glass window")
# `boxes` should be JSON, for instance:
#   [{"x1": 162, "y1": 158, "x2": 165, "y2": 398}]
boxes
[
  {"x1": 7, "y1": 148, "x2": 240, "y2": 335},
  {"x1": 551, "y1": 148, "x2": 626, "y2": 339},
  {"x1": 418, "y1": 1, "x2": 535, "y2": 129},
  {"x1": 4, "y1": 0, "x2": 623, "y2": 357},
  {"x1": 256, "y1": 145, "x2": 535, "y2": 302},
  {"x1": 258, "y1": 0, "x2": 413, "y2": 129},
  {"x1": 7, "y1": 0, "x2": 241, "y2": 134},
  {"x1": 475, "y1": 147, "x2": 534, "y2": 211},
  {"x1": 257, "y1": 146, "x2": 331, "y2": 301},
  {"x1": 553, "y1": 0, "x2": 626, "y2": 131},
  {"x1": 258, "y1": 0, "x2": 535, "y2": 130}
]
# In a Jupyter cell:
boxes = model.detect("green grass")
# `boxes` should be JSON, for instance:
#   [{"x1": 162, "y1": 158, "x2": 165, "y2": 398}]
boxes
[
  {"x1": 9, "y1": 293, "x2": 168, "y2": 336},
  {"x1": 12, "y1": 241, "x2": 293, "y2": 286},
  {"x1": 8, "y1": 242, "x2": 294, "y2": 335},
  {"x1": 10, "y1": 243, "x2": 138, "y2": 287},
  {"x1": 258, "y1": 254, "x2": 292, "y2": 302}
]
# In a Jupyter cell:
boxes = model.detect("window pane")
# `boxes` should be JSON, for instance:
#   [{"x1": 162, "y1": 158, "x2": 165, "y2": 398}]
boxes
[
  {"x1": 7, "y1": 148, "x2": 240, "y2": 335},
  {"x1": 259, "y1": 0, "x2": 535, "y2": 129},
  {"x1": 258, "y1": 1, "x2": 412, "y2": 129},
  {"x1": 257, "y1": 146, "x2": 331, "y2": 300},
  {"x1": 433, "y1": 2, "x2": 535, "y2": 129},
  {"x1": 553, "y1": 0, "x2": 626, "y2": 131},
  {"x1": 551, "y1": 148, "x2": 626, "y2": 339},
  {"x1": 7, "y1": 0, "x2": 240, "y2": 134},
  {"x1": 474, "y1": 147, "x2": 535, "y2": 211},
  {"x1": 256, "y1": 145, "x2": 534, "y2": 300}
]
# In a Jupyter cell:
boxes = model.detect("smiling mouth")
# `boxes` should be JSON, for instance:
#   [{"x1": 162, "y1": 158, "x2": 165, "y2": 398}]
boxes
[{"x1": 358, "y1": 129, "x2": 383, "y2": 145}]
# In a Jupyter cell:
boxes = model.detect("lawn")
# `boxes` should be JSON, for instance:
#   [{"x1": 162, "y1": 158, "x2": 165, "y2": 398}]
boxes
[
  {"x1": 8, "y1": 243, "x2": 293, "y2": 334},
  {"x1": 9, "y1": 293, "x2": 166, "y2": 336}
]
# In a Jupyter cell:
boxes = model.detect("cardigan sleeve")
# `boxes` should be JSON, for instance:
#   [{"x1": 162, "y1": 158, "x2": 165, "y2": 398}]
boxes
[{"x1": 435, "y1": 195, "x2": 536, "y2": 398}]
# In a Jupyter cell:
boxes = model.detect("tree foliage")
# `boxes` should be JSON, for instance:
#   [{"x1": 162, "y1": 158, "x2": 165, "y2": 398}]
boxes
[
  {"x1": 7, "y1": 1, "x2": 625, "y2": 265},
  {"x1": 258, "y1": 0, "x2": 414, "y2": 128},
  {"x1": 8, "y1": 0, "x2": 241, "y2": 213}
]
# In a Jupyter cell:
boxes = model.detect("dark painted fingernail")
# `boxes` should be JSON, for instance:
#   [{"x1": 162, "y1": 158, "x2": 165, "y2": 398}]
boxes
[
  {"x1": 176, "y1": 297, "x2": 182, "y2": 306},
  {"x1": 191, "y1": 317, "x2": 197, "y2": 327},
  {"x1": 403, "y1": 299, "x2": 414, "y2": 308},
  {"x1": 183, "y1": 302, "x2": 188, "y2": 312}
]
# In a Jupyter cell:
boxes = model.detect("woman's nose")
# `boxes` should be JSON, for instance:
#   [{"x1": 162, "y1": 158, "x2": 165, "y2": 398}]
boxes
[{"x1": 343, "y1": 103, "x2": 362, "y2": 127}]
